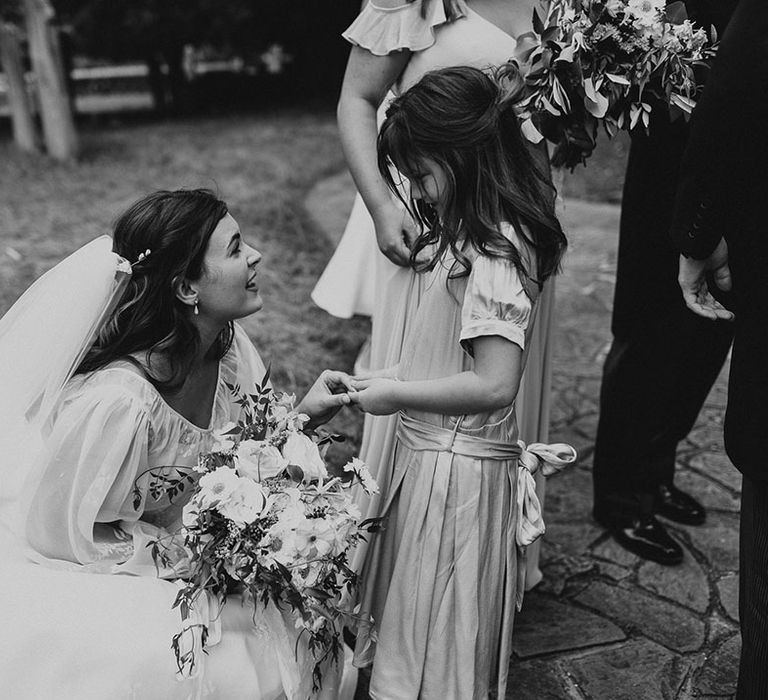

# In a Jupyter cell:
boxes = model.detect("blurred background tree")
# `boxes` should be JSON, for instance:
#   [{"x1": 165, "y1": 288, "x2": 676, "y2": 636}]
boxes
[
  {"x1": 0, "y1": 0, "x2": 37, "y2": 152},
  {"x1": 0, "y1": 0, "x2": 78, "y2": 159},
  {"x1": 0, "y1": 0, "x2": 359, "y2": 158},
  {"x1": 52, "y1": 0, "x2": 360, "y2": 114}
]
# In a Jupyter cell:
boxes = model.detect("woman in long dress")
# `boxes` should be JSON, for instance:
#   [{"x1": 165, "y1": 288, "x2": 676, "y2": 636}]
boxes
[
  {"x1": 0, "y1": 189, "x2": 353, "y2": 699},
  {"x1": 348, "y1": 65, "x2": 574, "y2": 698},
  {"x1": 312, "y1": 0, "x2": 554, "y2": 588}
]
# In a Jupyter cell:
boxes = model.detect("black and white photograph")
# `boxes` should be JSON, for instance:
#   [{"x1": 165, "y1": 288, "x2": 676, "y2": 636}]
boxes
[{"x1": 0, "y1": 0, "x2": 764, "y2": 698}]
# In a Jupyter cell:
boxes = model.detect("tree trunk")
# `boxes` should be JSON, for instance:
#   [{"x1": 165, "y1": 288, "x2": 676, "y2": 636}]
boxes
[
  {"x1": 0, "y1": 22, "x2": 38, "y2": 153},
  {"x1": 23, "y1": 0, "x2": 78, "y2": 161}
]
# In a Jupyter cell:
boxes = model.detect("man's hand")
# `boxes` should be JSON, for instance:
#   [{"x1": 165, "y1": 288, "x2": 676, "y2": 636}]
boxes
[
  {"x1": 297, "y1": 370, "x2": 354, "y2": 428},
  {"x1": 678, "y1": 238, "x2": 735, "y2": 321}
]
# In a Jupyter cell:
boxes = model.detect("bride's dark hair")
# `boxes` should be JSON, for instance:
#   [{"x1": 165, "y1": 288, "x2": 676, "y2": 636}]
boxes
[
  {"x1": 77, "y1": 188, "x2": 234, "y2": 390},
  {"x1": 377, "y1": 64, "x2": 567, "y2": 287}
]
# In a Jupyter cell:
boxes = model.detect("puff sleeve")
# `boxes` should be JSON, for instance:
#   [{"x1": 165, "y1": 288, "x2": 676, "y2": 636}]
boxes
[
  {"x1": 24, "y1": 382, "x2": 150, "y2": 569},
  {"x1": 460, "y1": 254, "x2": 533, "y2": 356},
  {"x1": 342, "y1": 0, "x2": 452, "y2": 56}
]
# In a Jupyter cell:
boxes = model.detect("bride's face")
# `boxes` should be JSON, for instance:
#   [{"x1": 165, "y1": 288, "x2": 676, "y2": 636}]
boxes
[{"x1": 193, "y1": 213, "x2": 263, "y2": 321}]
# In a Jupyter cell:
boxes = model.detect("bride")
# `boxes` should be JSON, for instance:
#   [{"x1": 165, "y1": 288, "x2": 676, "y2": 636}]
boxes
[{"x1": 0, "y1": 189, "x2": 353, "y2": 699}]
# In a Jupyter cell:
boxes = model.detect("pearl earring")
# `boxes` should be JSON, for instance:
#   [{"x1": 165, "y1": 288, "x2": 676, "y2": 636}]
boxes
[{"x1": 193, "y1": 299, "x2": 199, "y2": 316}]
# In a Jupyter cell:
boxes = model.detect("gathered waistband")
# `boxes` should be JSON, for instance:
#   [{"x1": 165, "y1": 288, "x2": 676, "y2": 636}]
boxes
[{"x1": 396, "y1": 412, "x2": 520, "y2": 461}]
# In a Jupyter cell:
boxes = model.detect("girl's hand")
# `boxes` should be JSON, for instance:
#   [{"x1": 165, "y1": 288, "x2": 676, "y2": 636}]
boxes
[
  {"x1": 349, "y1": 377, "x2": 401, "y2": 415},
  {"x1": 297, "y1": 370, "x2": 354, "y2": 428},
  {"x1": 373, "y1": 204, "x2": 418, "y2": 267}
]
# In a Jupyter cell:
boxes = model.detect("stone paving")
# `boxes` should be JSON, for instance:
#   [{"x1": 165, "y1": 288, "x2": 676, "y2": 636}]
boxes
[{"x1": 306, "y1": 174, "x2": 739, "y2": 700}]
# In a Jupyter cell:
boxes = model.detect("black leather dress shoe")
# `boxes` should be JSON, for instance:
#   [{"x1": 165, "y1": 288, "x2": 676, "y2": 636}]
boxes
[
  {"x1": 610, "y1": 515, "x2": 684, "y2": 565},
  {"x1": 656, "y1": 484, "x2": 706, "y2": 526}
]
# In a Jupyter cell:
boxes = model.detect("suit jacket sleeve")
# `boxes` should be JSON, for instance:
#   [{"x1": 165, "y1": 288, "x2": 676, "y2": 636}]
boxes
[{"x1": 670, "y1": 0, "x2": 768, "y2": 259}]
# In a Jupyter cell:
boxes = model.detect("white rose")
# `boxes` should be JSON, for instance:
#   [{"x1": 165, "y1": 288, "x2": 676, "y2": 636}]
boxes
[
  {"x1": 198, "y1": 466, "x2": 240, "y2": 508},
  {"x1": 236, "y1": 440, "x2": 288, "y2": 481},
  {"x1": 281, "y1": 432, "x2": 328, "y2": 482},
  {"x1": 217, "y1": 478, "x2": 269, "y2": 525}
]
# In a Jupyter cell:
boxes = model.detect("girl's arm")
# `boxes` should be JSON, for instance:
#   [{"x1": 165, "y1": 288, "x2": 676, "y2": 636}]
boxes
[
  {"x1": 337, "y1": 45, "x2": 416, "y2": 266},
  {"x1": 350, "y1": 335, "x2": 522, "y2": 415}
]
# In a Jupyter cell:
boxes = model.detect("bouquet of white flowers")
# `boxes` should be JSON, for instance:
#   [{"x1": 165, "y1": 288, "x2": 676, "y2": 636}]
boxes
[
  {"x1": 513, "y1": 0, "x2": 716, "y2": 168},
  {"x1": 142, "y1": 373, "x2": 379, "y2": 691}
]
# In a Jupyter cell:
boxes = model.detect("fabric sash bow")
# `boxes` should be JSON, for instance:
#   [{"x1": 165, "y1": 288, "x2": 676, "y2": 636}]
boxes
[
  {"x1": 395, "y1": 413, "x2": 577, "y2": 611},
  {"x1": 516, "y1": 441, "x2": 577, "y2": 546}
]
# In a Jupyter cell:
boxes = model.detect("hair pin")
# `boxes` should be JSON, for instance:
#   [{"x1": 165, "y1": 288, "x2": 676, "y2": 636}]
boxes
[{"x1": 132, "y1": 249, "x2": 152, "y2": 267}]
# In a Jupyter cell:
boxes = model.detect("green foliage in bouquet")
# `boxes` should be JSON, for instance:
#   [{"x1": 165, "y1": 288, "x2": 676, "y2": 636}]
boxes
[
  {"x1": 135, "y1": 372, "x2": 380, "y2": 692},
  {"x1": 513, "y1": 0, "x2": 717, "y2": 169}
]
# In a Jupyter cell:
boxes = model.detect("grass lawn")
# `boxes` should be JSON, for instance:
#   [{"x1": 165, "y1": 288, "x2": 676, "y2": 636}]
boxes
[{"x1": 0, "y1": 109, "x2": 628, "y2": 461}]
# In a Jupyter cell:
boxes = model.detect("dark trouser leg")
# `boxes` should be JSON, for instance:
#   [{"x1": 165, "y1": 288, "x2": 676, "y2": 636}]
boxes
[
  {"x1": 737, "y1": 475, "x2": 768, "y2": 699},
  {"x1": 593, "y1": 117, "x2": 733, "y2": 526},
  {"x1": 593, "y1": 309, "x2": 732, "y2": 526}
]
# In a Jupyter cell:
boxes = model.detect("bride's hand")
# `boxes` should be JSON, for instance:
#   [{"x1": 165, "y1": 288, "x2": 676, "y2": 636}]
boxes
[
  {"x1": 374, "y1": 204, "x2": 417, "y2": 267},
  {"x1": 297, "y1": 370, "x2": 354, "y2": 428}
]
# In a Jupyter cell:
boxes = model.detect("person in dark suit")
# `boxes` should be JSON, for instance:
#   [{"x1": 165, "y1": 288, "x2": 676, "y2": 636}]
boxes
[
  {"x1": 673, "y1": 0, "x2": 768, "y2": 694},
  {"x1": 592, "y1": 0, "x2": 738, "y2": 565}
]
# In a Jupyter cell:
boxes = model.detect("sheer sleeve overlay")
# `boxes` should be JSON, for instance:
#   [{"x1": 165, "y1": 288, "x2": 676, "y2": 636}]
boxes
[
  {"x1": 22, "y1": 322, "x2": 267, "y2": 575},
  {"x1": 25, "y1": 375, "x2": 152, "y2": 571}
]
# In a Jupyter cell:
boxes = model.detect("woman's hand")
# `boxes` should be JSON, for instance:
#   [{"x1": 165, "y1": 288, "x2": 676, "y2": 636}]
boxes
[
  {"x1": 338, "y1": 45, "x2": 413, "y2": 262},
  {"x1": 373, "y1": 203, "x2": 418, "y2": 267},
  {"x1": 349, "y1": 377, "x2": 401, "y2": 415},
  {"x1": 297, "y1": 370, "x2": 354, "y2": 428}
]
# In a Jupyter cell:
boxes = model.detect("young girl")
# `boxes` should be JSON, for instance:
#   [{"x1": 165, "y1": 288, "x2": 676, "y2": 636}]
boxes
[{"x1": 348, "y1": 65, "x2": 575, "y2": 699}]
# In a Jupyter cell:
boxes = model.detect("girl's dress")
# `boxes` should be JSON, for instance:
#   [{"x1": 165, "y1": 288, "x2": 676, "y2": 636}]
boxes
[
  {"x1": 311, "y1": 0, "x2": 554, "y2": 587},
  {"x1": 354, "y1": 225, "x2": 558, "y2": 699},
  {"x1": 0, "y1": 324, "x2": 329, "y2": 700}
]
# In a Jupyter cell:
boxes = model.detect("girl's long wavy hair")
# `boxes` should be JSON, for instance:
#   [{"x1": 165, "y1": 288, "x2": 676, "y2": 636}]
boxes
[
  {"x1": 77, "y1": 189, "x2": 233, "y2": 391},
  {"x1": 377, "y1": 64, "x2": 567, "y2": 287}
]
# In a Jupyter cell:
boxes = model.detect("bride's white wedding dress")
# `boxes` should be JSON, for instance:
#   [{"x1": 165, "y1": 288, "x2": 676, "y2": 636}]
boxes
[{"x1": 0, "y1": 239, "x2": 338, "y2": 699}]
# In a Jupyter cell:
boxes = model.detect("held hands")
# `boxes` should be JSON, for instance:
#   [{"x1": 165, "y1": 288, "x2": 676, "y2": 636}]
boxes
[
  {"x1": 678, "y1": 238, "x2": 735, "y2": 321},
  {"x1": 374, "y1": 203, "x2": 418, "y2": 267},
  {"x1": 348, "y1": 377, "x2": 401, "y2": 416},
  {"x1": 296, "y1": 366, "x2": 402, "y2": 425},
  {"x1": 297, "y1": 370, "x2": 355, "y2": 428}
]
